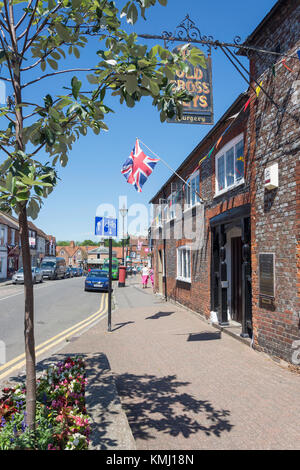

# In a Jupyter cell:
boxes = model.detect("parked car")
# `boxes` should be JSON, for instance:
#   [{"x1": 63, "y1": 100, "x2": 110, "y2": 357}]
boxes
[
  {"x1": 40, "y1": 257, "x2": 66, "y2": 280},
  {"x1": 71, "y1": 267, "x2": 80, "y2": 277},
  {"x1": 12, "y1": 267, "x2": 43, "y2": 284},
  {"x1": 65, "y1": 267, "x2": 73, "y2": 278},
  {"x1": 84, "y1": 270, "x2": 110, "y2": 292}
]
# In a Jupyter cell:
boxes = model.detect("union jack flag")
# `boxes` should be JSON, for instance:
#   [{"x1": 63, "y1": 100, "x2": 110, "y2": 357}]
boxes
[{"x1": 121, "y1": 139, "x2": 159, "y2": 192}]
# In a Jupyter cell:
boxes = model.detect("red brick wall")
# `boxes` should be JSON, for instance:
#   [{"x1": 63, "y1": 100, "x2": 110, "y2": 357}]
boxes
[
  {"x1": 151, "y1": 2, "x2": 300, "y2": 363},
  {"x1": 246, "y1": 2, "x2": 300, "y2": 362}
]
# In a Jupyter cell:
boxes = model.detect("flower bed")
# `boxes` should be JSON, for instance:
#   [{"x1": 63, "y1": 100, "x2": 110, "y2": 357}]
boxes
[{"x1": 0, "y1": 356, "x2": 90, "y2": 450}]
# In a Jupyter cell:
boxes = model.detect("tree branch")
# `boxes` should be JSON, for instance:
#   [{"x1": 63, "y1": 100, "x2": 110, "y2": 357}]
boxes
[
  {"x1": 15, "y1": 0, "x2": 34, "y2": 30},
  {"x1": 22, "y1": 2, "x2": 63, "y2": 56},
  {"x1": 0, "y1": 141, "x2": 14, "y2": 158},
  {"x1": 18, "y1": 0, "x2": 39, "y2": 56},
  {"x1": 3, "y1": 0, "x2": 17, "y2": 54},
  {"x1": 22, "y1": 68, "x2": 99, "y2": 88}
]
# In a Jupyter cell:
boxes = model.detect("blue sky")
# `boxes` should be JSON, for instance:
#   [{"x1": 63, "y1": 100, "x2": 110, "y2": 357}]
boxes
[{"x1": 1, "y1": 0, "x2": 277, "y2": 241}]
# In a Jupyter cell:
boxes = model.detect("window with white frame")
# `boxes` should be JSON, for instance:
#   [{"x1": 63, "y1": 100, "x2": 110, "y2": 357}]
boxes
[
  {"x1": 184, "y1": 171, "x2": 200, "y2": 209},
  {"x1": 177, "y1": 246, "x2": 191, "y2": 282},
  {"x1": 11, "y1": 229, "x2": 15, "y2": 245},
  {"x1": 166, "y1": 191, "x2": 177, "y2": 221},
  {"x1": 215, "y1": 134, "x2": 244, "y2": 195},
  {"x1": 0, "y1": 225, "x2": 5, "y2": 247}
]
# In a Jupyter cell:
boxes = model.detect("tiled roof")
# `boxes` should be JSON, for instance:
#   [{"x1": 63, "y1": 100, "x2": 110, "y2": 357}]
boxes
[{"x1": 56, "y1": 245, "x2": 89, "y2": 258}]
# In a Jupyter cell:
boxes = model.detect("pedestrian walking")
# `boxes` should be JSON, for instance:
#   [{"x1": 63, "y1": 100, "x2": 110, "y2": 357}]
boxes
[{"x1": 141, "y1": 264, "x2": 149, "y2": 288}]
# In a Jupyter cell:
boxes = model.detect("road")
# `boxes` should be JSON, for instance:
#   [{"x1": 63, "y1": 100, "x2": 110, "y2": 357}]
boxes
[{"x1": 0, "y1": 276, "x2": 108, "y2": 381}]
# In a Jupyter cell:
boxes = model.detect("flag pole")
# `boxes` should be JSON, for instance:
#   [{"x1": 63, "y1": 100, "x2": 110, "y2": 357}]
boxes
[{"x1": 137, "y1": 138, "x2": 205, "y2": 203}]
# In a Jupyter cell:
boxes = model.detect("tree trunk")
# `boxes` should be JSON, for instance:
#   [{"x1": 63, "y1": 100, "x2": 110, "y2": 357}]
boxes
[{"x1": 18, "y1": 205, "x2": 36, "y2": 431}]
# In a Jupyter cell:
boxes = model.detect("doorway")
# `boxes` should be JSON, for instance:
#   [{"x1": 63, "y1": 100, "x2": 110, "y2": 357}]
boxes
[
  {"x1": 158, "y1": 250, "x2": 163, "y2": 294},
  {"x1": 231, "y1": 236, "x2": 242, "y2": 323}
]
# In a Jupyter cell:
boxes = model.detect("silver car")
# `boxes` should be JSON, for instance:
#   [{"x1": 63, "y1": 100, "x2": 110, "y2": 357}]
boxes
[{"x1": 12, "y1": 267, "x2": 43, "y2": 284}]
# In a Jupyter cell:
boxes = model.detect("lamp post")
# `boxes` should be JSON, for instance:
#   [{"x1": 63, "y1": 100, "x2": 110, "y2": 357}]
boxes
[{"x1": 119, "y1": 205, "x2": 128, "y2": 265}]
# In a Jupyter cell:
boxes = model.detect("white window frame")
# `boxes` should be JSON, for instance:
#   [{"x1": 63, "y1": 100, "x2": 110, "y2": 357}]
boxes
[
  {"x1": 0, "y1": 225, "x2": 6, "y2": 247},
  {"x1": 215, "y1": 133, "x2": 245, "y2": 197},
  {"x1": 176, "y1": 245, "x2": 191, "y2": 283},
  {"x1": 166, "y1": 191, "x2": 177, "y2": 221},
  {"x1": 184, "y1": 170, "x2": 201, "y2": 211},
  {"x1": 11, "y1": 228, "x2": 15, "y2": 246}
]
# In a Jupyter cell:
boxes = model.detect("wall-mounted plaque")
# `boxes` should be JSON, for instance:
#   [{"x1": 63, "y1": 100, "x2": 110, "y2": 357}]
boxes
[{"x1": 259, "y1": 253, "x2": 275, "y2": 298}]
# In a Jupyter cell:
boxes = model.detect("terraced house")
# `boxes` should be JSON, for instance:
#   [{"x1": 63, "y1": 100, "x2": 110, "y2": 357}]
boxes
[{"x1": 150, "y1": 0, "x2": 300, "y2": 363}]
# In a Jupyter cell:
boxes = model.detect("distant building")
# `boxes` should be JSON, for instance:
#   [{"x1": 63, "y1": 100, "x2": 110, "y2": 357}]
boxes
[
  {"x1": 56, "y1": 241, "x2": 89, "y2": 267},
  {"x1": 0, "y1": 211, "x2": 55, "y2": 278}
]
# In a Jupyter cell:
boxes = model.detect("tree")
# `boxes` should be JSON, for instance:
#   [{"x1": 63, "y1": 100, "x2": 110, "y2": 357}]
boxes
[
  {"x1": 80, "y1": 239, "x2": 99, "y2": 246},
  {"x1": 56, "y1": 240, "x2": 70, "y2": 246},
  {"x1": 0, "y1": 0, "x2": 206, "y2": 432}
]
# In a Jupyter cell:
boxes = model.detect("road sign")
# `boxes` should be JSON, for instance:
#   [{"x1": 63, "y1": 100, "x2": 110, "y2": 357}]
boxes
[
  {"x1": 95, "y1": 217, "x2": 103, "y2": 236},
  {"x1": 104, "y1": 217, "x2": 118, "y2": 237},
  {"x1": 95, "y1": 217, "x2": 118, "y2": 238}
]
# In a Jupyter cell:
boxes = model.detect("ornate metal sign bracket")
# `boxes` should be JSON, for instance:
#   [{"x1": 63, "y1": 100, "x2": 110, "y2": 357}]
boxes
[
  {"x1": 161, "y1": 14, "x2": 213, "y2": 55},
  {"x1": 138, "y1": 14, "x2": 298, "y2": 61}
]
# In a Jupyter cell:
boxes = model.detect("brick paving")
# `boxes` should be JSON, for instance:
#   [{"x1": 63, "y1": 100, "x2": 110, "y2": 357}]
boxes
[{"x1": 60, "y1": 278, "x2": 300, "y2": 450}]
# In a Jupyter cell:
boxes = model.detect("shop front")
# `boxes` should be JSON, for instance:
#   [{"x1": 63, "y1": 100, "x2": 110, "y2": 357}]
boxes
[{"x1": 210, "y1": 204, "x2": 252, "y2": 338}]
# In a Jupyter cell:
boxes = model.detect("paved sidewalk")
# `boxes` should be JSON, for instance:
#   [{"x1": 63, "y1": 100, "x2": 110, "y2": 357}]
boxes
[{"x1": 58, "y1": 277, "x2": 300, "y2": 450}]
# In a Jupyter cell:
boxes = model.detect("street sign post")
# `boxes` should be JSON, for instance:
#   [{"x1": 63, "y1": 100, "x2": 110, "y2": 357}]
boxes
[{"x1": 94, "y1": 217, "x2": 118, "y2": 332}]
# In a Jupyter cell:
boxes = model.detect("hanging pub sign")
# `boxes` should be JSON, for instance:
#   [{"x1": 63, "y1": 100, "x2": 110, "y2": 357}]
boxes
[{"x1": 167, "y1": 46, "x2": 214, "y2": 125}]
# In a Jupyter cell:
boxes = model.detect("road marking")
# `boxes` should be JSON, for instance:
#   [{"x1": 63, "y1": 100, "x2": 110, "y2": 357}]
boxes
[
  {"x1": 0, "y1": 277, "x2": 83, "y2": 302},
  {"x1": 0, "y1": 293, "x2": 108, "y2": 381},
  {"x1": 0, "y1": 293, "x2": 105, "y2": 372}
]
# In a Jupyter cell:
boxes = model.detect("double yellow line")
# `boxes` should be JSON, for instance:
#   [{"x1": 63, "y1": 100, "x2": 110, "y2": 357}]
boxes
[{"x1": 0, "y1": 293, "x2": 108, "y2": 381}]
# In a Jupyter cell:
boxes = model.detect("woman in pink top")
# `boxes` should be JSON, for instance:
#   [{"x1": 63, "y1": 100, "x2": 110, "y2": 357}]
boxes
[{"x1": 141, "y1": 264, "x2": 149, "y2": 288}]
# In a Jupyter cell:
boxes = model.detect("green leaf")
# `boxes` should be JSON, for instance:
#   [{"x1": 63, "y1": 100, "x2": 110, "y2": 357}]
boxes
[
  {"x1": 71, "y1": 76, "x2": 81, "y2": 100},
  {"x1": 16, "y1": 191, "x2": 30, "y2": 202},
  {"x1": 149, "y1": 79, "x2": 160, "y2": 96},
  {"x1": 126, "y1": 3, "x2": 138, "y2": 24},
  {"x1": 50, "y1": 51, "x2": 61, "y2": 60},
  {"x1": 47, "y1": 58, "x2": 58, "y2": 70},
  {"x1": 55, "y1": 23, "x2": 71, "y2": 43},
  {"x1": 73, "y1": 47, "x2": 80, "y2": 59},
  {"x1": 86, "y1": 74, "x2": 99, "y2": 84},
  {"x1": 27, "y1": 198, "x2": 40, "y2": 220},
  {"x1": 126, "y1": 75, "x2": 138, "y2": 95}
]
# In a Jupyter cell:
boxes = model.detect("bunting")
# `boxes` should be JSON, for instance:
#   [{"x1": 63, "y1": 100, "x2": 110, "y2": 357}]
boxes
[{"x1": 184, "y1": 50, "x2": 300, "y2": 180}]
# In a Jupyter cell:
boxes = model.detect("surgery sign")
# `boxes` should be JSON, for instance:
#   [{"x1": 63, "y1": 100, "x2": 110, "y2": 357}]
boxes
[{"x1": 167, "y1": 46, "x2": 214, "y2": 125}]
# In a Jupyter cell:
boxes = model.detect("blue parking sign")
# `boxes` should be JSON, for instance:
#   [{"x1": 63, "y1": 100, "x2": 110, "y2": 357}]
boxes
[
  {"x1": 104, "y1": 217, "x2": 118, "y2": 237},
  {"x1": 95, "y1": 216, "x2": 117, "y2": 237},
  {"x1": 95, "y1": 217, "x2": 103, "y2": 236}
]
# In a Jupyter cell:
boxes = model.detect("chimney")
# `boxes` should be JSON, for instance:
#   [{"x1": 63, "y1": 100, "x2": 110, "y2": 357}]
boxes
[{"x1": 70, "y1": 241, "x2": 75, "y2": 248}]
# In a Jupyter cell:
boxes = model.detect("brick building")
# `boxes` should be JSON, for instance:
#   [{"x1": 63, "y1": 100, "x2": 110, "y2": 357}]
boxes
[
  {"x1": 56, "y1": 241, "x2": 89, "y2": 267},
  {"x1": 150, "y1": 0, "x2": 300, "y2": 363},
  {"x1": 0, "y1": 211, "x2": 55, "y2": 278}
]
